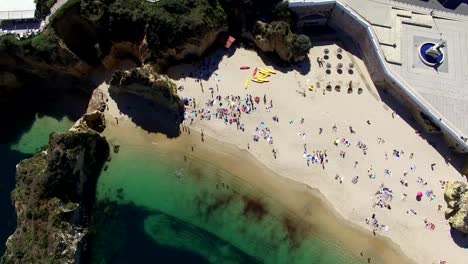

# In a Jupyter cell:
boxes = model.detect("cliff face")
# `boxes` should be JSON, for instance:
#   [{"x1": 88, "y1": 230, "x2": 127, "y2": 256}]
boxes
[
  {"x1": 0, "y1": 0, "x2": 228, "y2": 105},
  {"x1": 2, "y1": 124, "x2": 109, "y2": 263},
  {"x1": 109, "y1": 65, "x2": 182, "y2": 112},
  {"x1": 444, "y1": 181, "x2": 468, "y2": 234},
  {"x1": 253, "y1": 20, "x2": 311, "y2": 63}
]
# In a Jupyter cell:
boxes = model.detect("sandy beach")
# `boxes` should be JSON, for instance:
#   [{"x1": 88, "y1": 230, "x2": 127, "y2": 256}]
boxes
[{"x1": 99, "y1": 42, "x2": 467, "y2": 264}]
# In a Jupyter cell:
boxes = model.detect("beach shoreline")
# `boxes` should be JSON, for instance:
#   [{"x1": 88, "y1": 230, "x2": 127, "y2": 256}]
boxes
[
  {"x1": 102, "y1": 118, "x2": 414, "y2": 264},
  {"x1": 99, "y1": 44, "x2": 467, "y2": 263}
]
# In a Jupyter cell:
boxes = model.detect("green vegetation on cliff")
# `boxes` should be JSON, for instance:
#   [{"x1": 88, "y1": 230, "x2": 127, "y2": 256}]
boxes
[
  {"x1": 35, "y1": 0, "x2": 58, "y2": 17},
  {"x1": 1, "y1": 0, "x2": 227, "y2": 72},
  {"x1": 272, "y1": 1, "x2": 297, "y2": 27},
  {"x1": 253, "y1": 20, "x2": 312, "y2": 63},
  {"x1": 2, "y1": 131, "x2": 109, "y2": 264},
  {"x1": 80, "y1": 0, "x2": 227, "y2": 60},
  {"x1": 0, "y1": 28, "x2": 58, "y2": 61}
]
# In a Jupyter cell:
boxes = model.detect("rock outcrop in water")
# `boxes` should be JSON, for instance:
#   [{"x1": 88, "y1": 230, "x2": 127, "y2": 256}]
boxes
[
  {"x1": 2, "y1": 120, "x2": 109, "y2": 263},
  {"x1": 70, "y1": 110, "x2": 106, "y2": 133},
  {"x1": 444, "y1": 181, "x2": 468, "y2": 234},
  {"x1": 253, "y1": 20, "x2": 312, "y2": 63}
]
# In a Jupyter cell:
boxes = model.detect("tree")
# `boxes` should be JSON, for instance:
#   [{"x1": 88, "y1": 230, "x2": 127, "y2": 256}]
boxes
[{"x1": 290, "y1": 34, "x2": 312, "y2": 60}]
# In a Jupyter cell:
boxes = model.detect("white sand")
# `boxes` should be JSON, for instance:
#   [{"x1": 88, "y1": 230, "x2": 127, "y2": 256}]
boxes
[
  {"x1": 161, "y1": 45, "x2": 468, "y2": 264},
  {"x1": 96, "y1": 42, "x2": 467, "y2": 263}
]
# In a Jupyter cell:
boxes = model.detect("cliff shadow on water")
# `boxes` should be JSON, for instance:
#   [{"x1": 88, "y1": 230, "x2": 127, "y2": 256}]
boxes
[
  {"x1": 0, "y1": 77, "x2": 94, "y2": 256},
  {"x1": 89, "y1": 199, "x2": 260, "y2": 264},
  {"x1": 0, "y1": 147, "x2": 29, "y2": 257}
]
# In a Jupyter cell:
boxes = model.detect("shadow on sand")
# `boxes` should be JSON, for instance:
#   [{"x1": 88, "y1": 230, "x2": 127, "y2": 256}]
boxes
[
  {"x1": 450, "y1": 227, "x2": 468, "y2": 248},
  {"x1": 375, "y1": 86, "x2": 467, "y2": 177},
  {"x1": 109, "y1": 91, "x2": 184, "y2": 138},
  {"x1": 335, "y1": 29, "x2": 468, "y2": 177},
  {"x1": 165, "y1": 43, "x2": 238, "y2": 82},
  {"x1": 256, "y1": 50, "x2": 311, "y2": 76},
  {"x1": 165, "y1": 41, "x2": 312, "y2": 82}
]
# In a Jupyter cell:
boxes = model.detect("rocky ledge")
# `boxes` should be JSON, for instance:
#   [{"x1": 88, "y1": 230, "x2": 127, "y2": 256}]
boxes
[
  {"x1": 109, "y1": 65, "x2": 183, "y2": 112},
  {"x1": 253, "y1": 20, "x2": 311, "y2": 63},
  {"x1": 444, "y1": 181, "x2": 468, "y2": 234},
  {"x1": 2, "y1": 116, "x2": 109, "y2": 263}
]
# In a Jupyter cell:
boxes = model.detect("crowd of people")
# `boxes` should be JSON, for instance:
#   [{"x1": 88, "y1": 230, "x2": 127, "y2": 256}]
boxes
[{"x1": 173, "y1": 50, "x2": 462, "y2": 263}]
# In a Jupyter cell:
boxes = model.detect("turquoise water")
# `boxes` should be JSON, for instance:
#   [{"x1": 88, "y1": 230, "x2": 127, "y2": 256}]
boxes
[
  {"x1": 0, "y1": 114, "x2": 368, "y2": 263},
  {"x1": 91, "y1": 142, "x2": 365, "y2": 264},
  {"x1": 0, "y1": 115, "x2": 74, "y2": 256},
  {"x1": 10, "y1": 115, "x2": 74, "y2": 154}
]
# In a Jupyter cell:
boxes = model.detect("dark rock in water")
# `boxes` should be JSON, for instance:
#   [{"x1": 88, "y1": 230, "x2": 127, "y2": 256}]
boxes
[
  {"x1": 444, "y1": 181, "x2": 468, "y2": 234},
  {"x1": 2, "y1": 130, "x2": 109, "y2": 264},
  {"x1": 113, "y1": 145, "x2": 120, "y2": 154},
  {"x1": 70, "y1": 111, "x2": 106, "y2": 133}
]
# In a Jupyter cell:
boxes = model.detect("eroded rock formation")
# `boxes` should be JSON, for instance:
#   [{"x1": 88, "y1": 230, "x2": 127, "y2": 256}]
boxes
[
  {"x1": 253, "y1": 20, "x2": 311, "y2": 63},
  {"x1": 109, "y1": 65, "x2": 182, "y2": 112},
  {"x1": 444, "y1": 181, "x2": 468, "y2": 234},
  {"x1": 2, "y1": 129, "x2": 109, "y2": 263},
  {"x1": 70, "y1": 110, "x2": 106, "y2": 133}
]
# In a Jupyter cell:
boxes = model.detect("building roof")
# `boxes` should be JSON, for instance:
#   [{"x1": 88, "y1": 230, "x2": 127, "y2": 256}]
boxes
[{"x1": 0, "y1": 0, "x2": 36, "y2": 20}]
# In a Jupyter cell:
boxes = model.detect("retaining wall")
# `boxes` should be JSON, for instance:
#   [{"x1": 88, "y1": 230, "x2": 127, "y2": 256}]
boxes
[{"x1": 290, "y1": 0, "x2": 468, "y2": 153}]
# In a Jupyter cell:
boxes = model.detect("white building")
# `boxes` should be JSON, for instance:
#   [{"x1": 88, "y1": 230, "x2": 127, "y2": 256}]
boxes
[{"x1": 0, "y1": 0, "x2": 36, "y2": 22}]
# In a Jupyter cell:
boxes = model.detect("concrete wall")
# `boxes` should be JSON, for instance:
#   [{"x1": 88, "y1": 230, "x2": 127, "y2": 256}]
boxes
[
  {"x1": 327, "y1": 6, "x2": 387, "y2": 84},
  {"x1": 290, "y1": 1, "x2": 468, "y2": 153}
]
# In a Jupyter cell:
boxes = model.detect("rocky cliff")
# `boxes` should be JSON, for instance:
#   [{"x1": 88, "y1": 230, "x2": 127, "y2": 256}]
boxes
[
  {"x1": 444, "y1": 181, "x2": 468, "y2": 234},
  {"x1": 2, "y1": 117, "x2": 109, "y2": 263},
  {"x1": 0, "y1": 0, "x2": 228, "y2": 105},
  {"x1": 109, "y1": 65, "x2": 182, "y2": 112},
  {"x1": 253, "y1": 20, "x2": 311, "y2": 63}
]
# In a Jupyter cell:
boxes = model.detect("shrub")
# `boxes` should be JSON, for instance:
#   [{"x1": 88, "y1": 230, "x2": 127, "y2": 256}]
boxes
[
  {"x1": 290, "y1": 34, "x2": 312, "y2": 59},
  {"x1": 272, "y1": 1, "x2": 297, "y2": 27}
]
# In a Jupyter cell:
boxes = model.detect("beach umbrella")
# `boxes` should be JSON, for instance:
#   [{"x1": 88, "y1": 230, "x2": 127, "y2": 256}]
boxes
[
  {"x1": 183, "y1": 97, "x2": 189, "y2": 105},
  {"x1": 416, "y1": 192, "x2": 423, "y2": 198}
]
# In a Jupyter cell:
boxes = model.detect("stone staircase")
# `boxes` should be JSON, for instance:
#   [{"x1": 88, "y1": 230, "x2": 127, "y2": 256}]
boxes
[{"x1": 371, "y1": 7, "x2": 433, "y2": 65}]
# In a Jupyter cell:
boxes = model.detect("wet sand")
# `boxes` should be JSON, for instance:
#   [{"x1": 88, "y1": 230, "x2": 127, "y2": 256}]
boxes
[{"x1": 102, "y1": 119, "x2": 414, "y2": 264}]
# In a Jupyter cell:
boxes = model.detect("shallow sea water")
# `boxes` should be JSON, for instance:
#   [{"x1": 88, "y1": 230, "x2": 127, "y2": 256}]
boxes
[{"x1": 91, "y1": 142, "x2": 365, "y2": 264}]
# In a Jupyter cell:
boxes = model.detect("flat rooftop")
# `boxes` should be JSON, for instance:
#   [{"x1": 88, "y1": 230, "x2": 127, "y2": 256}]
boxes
[
  {"x1": 393, "y1": 0, "x2": 468, "y2": 15},
  {"x1": 0, "y1": 0, "x2": 36, "y2": 12},
  {"x1": 0, "y1": 0, "x2": 36, "y2": 20}
]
